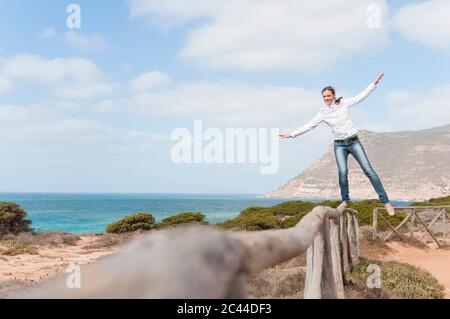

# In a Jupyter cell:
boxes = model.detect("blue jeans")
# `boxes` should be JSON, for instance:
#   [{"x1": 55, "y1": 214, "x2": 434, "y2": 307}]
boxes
[{"x1": 333, "y1": 134, "x2": 389, "y2": 204}]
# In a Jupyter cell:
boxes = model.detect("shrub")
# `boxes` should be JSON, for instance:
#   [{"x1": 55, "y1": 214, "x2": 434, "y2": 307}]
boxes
[
  {"x1": 0, "y1": 238, "x2": 38, "y2": 256},
  {"x1": 412, "y1": 195, "x2": 450, "y2": 206},
  {"x1": 411, "y1": 195, "x2": 450, "y2": 213},
  {"x1": 217, "y1": 209, "x2": 280, "y2": 231},
  {"x1": 217, "y1": 200, "x2": 317, "y2": 231},
  {"x1": 0, "y1": 202, "x2": 32, "y2": 236},
  {"x1": 106, "y1": 212, "x2": 155, "y2": 234},
  {"x1": 216, "y1": 199, "x2": 408, "y2": 231},
  {"x1": 155, "y1": 212, "x2": 209, "y2": 229},
  {"x1": 262, "y1": 201, "x2": 317, "y2": 217},
  {"x1": 348, "y1": 258, "x2": 445, "y2": 299}
]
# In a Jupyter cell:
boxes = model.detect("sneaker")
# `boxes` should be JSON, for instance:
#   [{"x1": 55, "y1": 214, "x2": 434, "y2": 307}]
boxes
[
  {"x1": 337, "y1": 201, "x2": 348, "y2": 211},
  {"x1": 385, "y1": 202, "x2": 395, "y2": 216}
]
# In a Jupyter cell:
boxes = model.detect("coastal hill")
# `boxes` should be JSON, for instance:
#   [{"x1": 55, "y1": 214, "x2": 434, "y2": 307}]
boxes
[{"x1": 267, "y1": 124, "x2": 450, "y2": 201}]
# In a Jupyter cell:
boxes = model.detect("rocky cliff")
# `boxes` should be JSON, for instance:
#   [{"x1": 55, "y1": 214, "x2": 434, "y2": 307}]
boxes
[{"x1": 266, "y1": 124, "x2": 450, "y2": 201}]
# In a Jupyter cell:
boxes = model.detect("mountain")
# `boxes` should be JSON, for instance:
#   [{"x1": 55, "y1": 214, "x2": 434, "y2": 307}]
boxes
[{"x1": 266, "y1": 124, "x2": 450, "y2": 201}]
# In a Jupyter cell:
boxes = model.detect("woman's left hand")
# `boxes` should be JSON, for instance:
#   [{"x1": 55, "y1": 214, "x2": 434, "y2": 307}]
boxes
[{"x1": 374, "y1": 73, "x2": 384, "y2": 85}]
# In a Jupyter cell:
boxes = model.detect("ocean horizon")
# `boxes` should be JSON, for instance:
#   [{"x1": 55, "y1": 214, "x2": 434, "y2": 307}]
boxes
[{"x1": 0, "y1": 192, "x2": 414, "y2": 234}]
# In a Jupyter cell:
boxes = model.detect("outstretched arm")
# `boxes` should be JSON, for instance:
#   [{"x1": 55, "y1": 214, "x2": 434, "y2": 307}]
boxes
[
  {"x1": 279, "y1": 111, "x2": 323, "y2": 139},
  {"x1": 342, "y1": 73, "x2": 384, "y2": 108}
]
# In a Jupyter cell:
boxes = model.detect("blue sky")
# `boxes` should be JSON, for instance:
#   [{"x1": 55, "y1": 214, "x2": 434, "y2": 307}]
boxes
[{"x1": 0, "y1": 0, "x2": 449, "y2": 193}]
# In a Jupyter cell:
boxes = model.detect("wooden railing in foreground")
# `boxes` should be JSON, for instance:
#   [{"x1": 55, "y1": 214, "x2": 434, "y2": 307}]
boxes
[{"x1": 18, "y1": 206, "x2": 360, "y2": 299}]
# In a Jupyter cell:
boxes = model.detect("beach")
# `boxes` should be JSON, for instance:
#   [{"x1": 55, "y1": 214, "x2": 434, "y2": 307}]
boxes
[{"x1": 0, "y1": 232, "x2": 133, "y2": 297}]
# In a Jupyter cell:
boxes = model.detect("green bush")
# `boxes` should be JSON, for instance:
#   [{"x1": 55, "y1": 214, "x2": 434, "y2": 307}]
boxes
[
  {"x1": 217, "y1": 200, "x2": 319, "y2": 231},
  {"x1": 106, "y1": 212, "x2": 155, "y2": 234},
  {"x1": 216, "y1": 199, "x2": 409, "y2": 231},
  {"x1": 217, "y1": 209, "x2": 280, "y2": 231},
  {"x1": 0, "y1": 202, "x2": 32, "y2": 236},
  {"x1": 411, "y1": 195, "x2": 450, "y2": 206},
  {"x1": 261, "y1": 200, "x2": 317, "y2": 217},
  {"x1": 348, "y1": 258, "x2": 445, "y2": 299},
  {"x1": 411, "y1": 195, "x2": 450, "y2": 214},
  {"x1": 155, "y1": 212, "x2": 209, "y2": 229}
]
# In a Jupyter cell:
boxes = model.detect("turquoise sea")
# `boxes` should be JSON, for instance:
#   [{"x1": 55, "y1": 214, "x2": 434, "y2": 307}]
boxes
[{"x1": 0, "y1": 193, "x2": 413, "y2": 234}]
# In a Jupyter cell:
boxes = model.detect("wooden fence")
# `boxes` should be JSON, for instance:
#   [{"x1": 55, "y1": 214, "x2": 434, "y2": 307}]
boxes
[{"x1": 372, "y1": 205, "x2": 450, "y2": 247}]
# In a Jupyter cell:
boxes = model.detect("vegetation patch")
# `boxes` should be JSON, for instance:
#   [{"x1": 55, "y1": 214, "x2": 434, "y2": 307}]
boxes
[
  {"x1": 411, "y1": 195, "x2": 450, "y2": 213},
  {"x1": 106, "y1": 212, "x2": 155, "y2": 234},
  {"x1": 348, "y1": 258, "x2": 445, "y2": 299},
  {"x1": 216, "y1": 199, "x2": 406, "y2": 231},
  {"x1": 0, "y1": 202, "x2": 33, "y2": 236},
  {"x1": 155, "y1": 212, "x2": 209, "y2": 229},
  {"x1": 0, "y1": 238, "x2": 38, "y2": 256}
]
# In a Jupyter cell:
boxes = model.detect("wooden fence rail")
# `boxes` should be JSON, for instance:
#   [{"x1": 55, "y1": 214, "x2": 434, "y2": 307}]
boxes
[{"x1": 17, "y1": 206, "x2": 360, "y2": 299}]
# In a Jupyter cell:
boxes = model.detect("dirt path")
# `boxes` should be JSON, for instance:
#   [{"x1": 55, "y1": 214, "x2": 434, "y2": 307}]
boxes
[
  {"x1": 0, "y1": 235, "x2": 123, "y2": 297},
  {"x1": 379, "y1": 241, "x2": 450, "y2": 298}
]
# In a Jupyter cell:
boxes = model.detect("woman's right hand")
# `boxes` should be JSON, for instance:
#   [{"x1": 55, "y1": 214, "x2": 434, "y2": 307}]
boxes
[{"x1": 279, "y1": 133, "x2": 294, "y2": 139}]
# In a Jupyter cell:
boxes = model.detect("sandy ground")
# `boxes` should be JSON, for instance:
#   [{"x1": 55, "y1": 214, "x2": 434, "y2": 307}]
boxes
[
  {"x1": 359, "y1": 224, "x2": 450, "y2": 299},
  {"x1": 0, "y1": 235, "x2": 122, "y2": 297},
  {"x1": 378, "y1": 241, "x2": 450, "y2": 298}
]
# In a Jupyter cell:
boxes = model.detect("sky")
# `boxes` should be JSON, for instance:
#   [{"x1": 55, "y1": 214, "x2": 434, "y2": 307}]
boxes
[{"x1": 0, "y1": 0, "x2": 449, "y2": 194}]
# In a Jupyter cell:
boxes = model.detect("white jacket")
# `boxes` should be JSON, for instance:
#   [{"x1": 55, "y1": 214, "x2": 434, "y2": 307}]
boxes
[{"x1": 290, "y1": 82, "x2": 378, "y2": 140}]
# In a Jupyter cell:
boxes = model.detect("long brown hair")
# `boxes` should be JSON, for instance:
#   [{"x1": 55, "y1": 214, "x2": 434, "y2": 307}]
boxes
[{"x1": 322, "y1": 86, "x2": 342, "y2": 104}]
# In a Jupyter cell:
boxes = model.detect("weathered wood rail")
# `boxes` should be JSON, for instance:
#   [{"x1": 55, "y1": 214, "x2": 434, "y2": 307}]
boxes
[{"x1": 17, "y1": 206, "x2": 360, "y2": 299}]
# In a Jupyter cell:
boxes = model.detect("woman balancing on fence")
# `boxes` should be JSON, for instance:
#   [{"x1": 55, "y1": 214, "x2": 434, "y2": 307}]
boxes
[{"x1": 279, "y1": 73, "x2": 395, "y2": 216}]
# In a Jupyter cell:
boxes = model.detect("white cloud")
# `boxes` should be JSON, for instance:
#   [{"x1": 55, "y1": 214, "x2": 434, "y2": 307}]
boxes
[
  {"x1": 0, "y1": 103, "x2": 167, "y2": 150},
  {"x1": 65, "y1": 30, "x2": 107, "y2": 53},
  {"x1": 394, "y1": 0, "x2": 450, "y2": 49},
  {"x1": 2, "y1": 54, "x2": 119, "y2": 99},
  {"x1": 128, "y1": 0, "x2": 389, "y2": 72},
  {"x1": 54, "y1": 81, "x2": 120, "y2": 100},
  {"x1": 128, "y1": 71, "x2": 172, "y2": 94},
  {"x1": 97, "y1": 78, "x2": 324, "y2": 129},
  {"x1": 128, "y1": 0, "x2": 222, "y2": 29},
  {"x1": 3, "y1": 54, "x2": 68, "y2": 83},
  {"x1": 38, "y1": 27, "x2": 57, "y2": 39},
  {"x1": 384, "y1": 84, "x2": 450, "y2": 130},
  {"x1": 0, "y1": 102, "x2": 172, "y2": 191},
  {"x1": 0, "y1": 75, "x2": 14, "y2": 94},
  {"x1": 3, "y1": 54, "x2": 104, "y2": 83}
]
